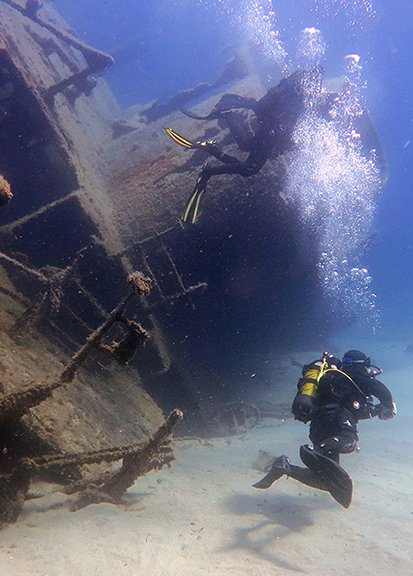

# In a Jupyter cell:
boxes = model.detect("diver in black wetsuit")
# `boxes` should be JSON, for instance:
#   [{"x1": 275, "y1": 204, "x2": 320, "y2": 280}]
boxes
[
  {"x1": 164, "y1": 67, "x2": 327, "y2": 223},
  {"x1": 253, "y1": 350, "x2": 396, "y2": 508}
]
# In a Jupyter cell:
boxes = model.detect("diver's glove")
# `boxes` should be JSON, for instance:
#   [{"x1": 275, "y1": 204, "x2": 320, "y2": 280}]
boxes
[{"x1": 378, "y1": 401, "x2": 397, "y2": 420}]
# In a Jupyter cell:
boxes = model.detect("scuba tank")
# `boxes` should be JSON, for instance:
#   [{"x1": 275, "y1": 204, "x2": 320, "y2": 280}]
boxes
[{"x1": 291, "y1": 353, "x2": 341, "y2": 423}]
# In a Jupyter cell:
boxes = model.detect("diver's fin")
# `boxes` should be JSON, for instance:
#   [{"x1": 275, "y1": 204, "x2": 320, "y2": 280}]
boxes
[
  {"x1": 163, "y1": 127, "x2": 197, "y2": 149},
  {"x1": 164, "y1": 128, "x2": 217, "y2": 154},
  {"x1": 181, "y1": 108, "x2": 231, "y2": 121},
  {"x1": 181, "y1": 109, "x2": 214, "y2": 120},
  {"x1": 182, "y1": 171, "x2": 209, "y2": 224},
  {"x1": 181, "y1": 184, "x2": 205, "y2": 224},
  {"x1": 253, "y1": 455, "x2": 290, "y2": 489},
  {"x1": 299, "y1": 444, "x2": 353, "y2": 509}
]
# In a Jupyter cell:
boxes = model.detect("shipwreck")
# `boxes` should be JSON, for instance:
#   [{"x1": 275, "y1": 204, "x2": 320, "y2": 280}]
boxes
[{"x1": 0, "y1": 1, "x2": 387, "y2": 523}]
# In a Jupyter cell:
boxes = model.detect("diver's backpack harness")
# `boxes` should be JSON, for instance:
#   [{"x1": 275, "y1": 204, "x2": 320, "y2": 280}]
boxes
[{"x1": 292, "y1": 355, "x2": 375, "y2": 423}]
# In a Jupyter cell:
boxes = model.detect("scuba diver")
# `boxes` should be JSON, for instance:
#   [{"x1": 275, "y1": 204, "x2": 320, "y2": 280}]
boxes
[
  {"x1": 164, "y1": 66, "x2": 329, "y2": 224},
  {"x1": 253, "y1": 350, "x2": 397, "y2": 508}
]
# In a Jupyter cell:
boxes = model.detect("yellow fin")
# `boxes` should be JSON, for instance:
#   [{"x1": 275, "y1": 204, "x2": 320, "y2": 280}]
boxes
[
  {"x1": 182, "y1": 178, "x2": 207, "y2": 224},
  {"x1": 163, "y1": 127, "x2": 195, "y2": 149},
  {"x1": 182, "y1": 188, "x2": 199, "y2": 223}
]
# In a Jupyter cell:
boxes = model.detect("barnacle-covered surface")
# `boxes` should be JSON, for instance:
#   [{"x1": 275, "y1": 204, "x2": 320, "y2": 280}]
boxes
[
  {"x1": 0, "y1": 283, "x2": 164, "y2": 456},
  {"x1": 0, "y1": 1, "x2": 167, "y2": 458}
]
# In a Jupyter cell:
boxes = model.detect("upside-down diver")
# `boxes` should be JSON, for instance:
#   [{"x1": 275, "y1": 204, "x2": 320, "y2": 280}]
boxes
[
  {"x1": 165, "y1": 67, "x2": 330, "y2": 223},
  {"x1": 165, "y1": 60, "x2": 387, "y2": 224}
]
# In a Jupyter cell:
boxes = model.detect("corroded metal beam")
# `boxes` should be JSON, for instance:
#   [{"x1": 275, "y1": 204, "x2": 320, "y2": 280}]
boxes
[
  {"x1": 1, "y1": 0, "x2": 113, "y2": 71},
  {"x1": 1, "y1": 0, "x2": 113, "y2": 100}
]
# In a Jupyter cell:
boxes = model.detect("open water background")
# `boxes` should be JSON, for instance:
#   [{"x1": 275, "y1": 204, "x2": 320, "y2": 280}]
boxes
[{"x1": 54, "y1": 0, "x2": 413, "y2": 344}]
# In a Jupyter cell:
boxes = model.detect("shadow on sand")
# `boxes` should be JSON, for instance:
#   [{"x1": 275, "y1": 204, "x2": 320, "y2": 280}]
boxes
[{"x1": 219, "y1": 492, "x2": 334, "y2": 571}]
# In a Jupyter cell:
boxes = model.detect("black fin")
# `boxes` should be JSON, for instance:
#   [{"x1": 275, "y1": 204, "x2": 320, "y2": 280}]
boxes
[
  {"x1": 181, "y1": 108, "x2": 232, "y2": 121},
  {"x1": 300, "y1": 445, "x2": 353, "y2": 509},
  {"x1": 181, "y1": 109, "x2": 216, "y2": 120},
  {"x1": 253, "y1": 455, "x2": 290, "y2": 489}
]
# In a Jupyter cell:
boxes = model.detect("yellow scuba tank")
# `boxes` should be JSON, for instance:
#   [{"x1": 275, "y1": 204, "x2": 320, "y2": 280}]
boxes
[
  {"x1": 299, "y1": 366, "x2": 321, "y2": 399},
  {"x1": 291, "y1": 354, "x2": 338, "y2": 423}
]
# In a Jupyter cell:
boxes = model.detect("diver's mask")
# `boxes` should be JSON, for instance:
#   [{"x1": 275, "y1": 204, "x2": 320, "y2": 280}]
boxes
[
  {"x1": 342, "y1": 355, "x2": 372, "y2": 370},
  {"x1": 342, "y1": 354, "x2": 381, "y2": 376}
]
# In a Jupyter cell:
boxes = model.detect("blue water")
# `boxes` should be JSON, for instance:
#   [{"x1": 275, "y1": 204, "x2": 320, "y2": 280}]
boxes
[
  {"x1": 1, "y1": 2, "x2": 412, "y2": 570},
  {"x1": 54, "y1": 0, "x2": 413, "y2": 340}
]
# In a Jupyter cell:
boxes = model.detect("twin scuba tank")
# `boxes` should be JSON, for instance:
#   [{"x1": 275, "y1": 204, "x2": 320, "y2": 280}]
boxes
[{"x1": 291, "y1": 354, "x2": 341, "y2": 423}]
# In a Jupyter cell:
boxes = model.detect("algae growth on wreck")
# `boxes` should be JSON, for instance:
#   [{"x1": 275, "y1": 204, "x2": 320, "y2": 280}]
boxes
[{"x1": 0, "y1": 1, "x2": 412, "y2": 575}]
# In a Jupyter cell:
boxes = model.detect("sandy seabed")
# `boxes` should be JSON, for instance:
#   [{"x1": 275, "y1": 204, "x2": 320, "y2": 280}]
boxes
[{"x1": 0, "y1": 366, "x2": 412, "y2": 576}]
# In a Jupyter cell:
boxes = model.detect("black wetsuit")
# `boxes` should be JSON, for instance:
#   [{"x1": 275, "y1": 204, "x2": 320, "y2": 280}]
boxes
[
  {"x1": 309, "y1": 365, "x2": 394, "y2": 462},
  {"x1": 199, "y1": 68, "x2": 315, "y2": 181},
  {"x1": 254, "y1": 360, "x2": 394, "y2": 507}
]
